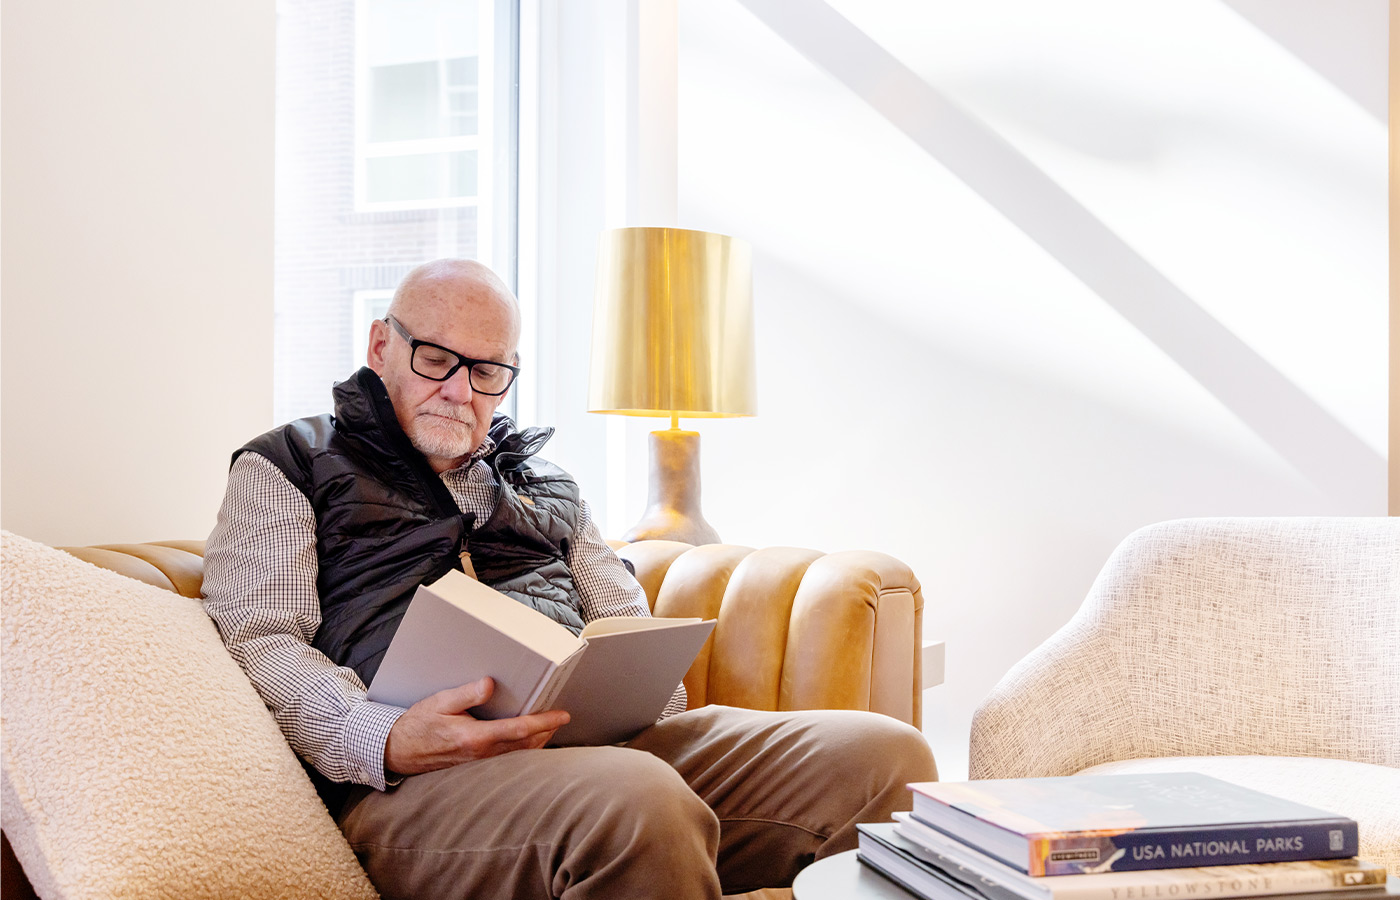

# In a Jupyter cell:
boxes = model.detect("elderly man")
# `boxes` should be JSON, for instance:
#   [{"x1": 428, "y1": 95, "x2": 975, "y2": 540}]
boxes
[{"x1": 203, "y1": 258, "x2": 935, "y2": 900}]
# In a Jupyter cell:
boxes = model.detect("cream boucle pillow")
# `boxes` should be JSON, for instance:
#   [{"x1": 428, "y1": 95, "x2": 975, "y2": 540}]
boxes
[{"x1": 0, "y1": 531, "x2": 378, "y2": 900}]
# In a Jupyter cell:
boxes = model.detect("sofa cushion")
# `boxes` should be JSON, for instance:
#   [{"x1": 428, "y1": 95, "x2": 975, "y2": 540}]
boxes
[
  {"x1": 0, "y1": 531, "x2": 378, "y2": 900},
  {"x1": 1078, "y1": 755, "x2": 1400, "y2": 874}
]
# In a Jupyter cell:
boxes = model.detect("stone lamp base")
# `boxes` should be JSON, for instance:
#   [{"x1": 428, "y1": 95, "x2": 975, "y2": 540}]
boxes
[{"x1": 622, "y1": 428, "x2": 721, "y2": 545}]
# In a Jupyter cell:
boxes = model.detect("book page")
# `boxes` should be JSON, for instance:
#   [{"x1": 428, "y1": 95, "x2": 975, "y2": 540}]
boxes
[
  {"x1": 580, "y1": 615, "x2": 703, "y2": 637},
  {"x1": 548, "y1": 618, "x2": 716, "y2": 746}
]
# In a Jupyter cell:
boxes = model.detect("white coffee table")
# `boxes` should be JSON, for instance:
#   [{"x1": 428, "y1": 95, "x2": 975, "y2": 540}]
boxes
[{"x1": 792, "y1": 849, "x2": 910, "y2": 899}]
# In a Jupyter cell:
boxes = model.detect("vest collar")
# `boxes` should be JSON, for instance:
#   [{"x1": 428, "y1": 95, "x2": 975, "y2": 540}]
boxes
[
  {"x1": 332, "y1": 367, "x2": 461, "y2": 518},
  {"x1": 485, "y1": 414, "x2": 557, "y2": 480}
]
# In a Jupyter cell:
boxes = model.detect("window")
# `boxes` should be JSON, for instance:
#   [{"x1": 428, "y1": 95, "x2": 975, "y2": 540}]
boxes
[
  {"x1": 275, "y1": 0, "x2": 518, "y2": 423},
  {"x1": 357, "y1": 0, "x2": 490, "y2": 211}
]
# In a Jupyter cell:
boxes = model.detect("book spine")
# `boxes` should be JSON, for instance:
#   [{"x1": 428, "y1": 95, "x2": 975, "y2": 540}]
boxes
[
  {"x1": 525, "y1": 649, "x2": 586, "y2": 714},
  {"x1": 888, "y1": 825, "x2": 1047, "y2": 900},
  {"x1": 1028, "y1": 823, "x2": 1360, "y2": 876},
  {"x1": 1053, "y1": 865, "x2": 1386, "y2": 900},
  {"x1": 857, "y1": 852, "x2": 954, "y2": 900}
]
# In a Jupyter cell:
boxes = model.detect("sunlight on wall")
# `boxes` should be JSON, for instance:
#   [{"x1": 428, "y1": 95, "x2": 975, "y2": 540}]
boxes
[
  {"x1": 833, "y1": 0, "x2": 1385, "y2": 453},
  {"x1": 676, "y1": 0, "x2": 1387, "y2": 779}
]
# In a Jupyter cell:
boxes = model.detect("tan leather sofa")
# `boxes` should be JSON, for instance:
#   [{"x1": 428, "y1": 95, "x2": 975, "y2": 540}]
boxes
[{"x1": 2, "y1": 537, "x2": 927, "y2": 899}]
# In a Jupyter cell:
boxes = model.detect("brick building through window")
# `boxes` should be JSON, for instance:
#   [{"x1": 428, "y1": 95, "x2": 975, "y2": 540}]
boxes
[{"x1": 275, "y1": 0, "x2": 515, "y2": 423}]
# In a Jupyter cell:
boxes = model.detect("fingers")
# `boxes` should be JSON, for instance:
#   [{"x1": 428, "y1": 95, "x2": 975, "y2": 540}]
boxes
[
  {"x1": 486, "y1": 716, "x2": 565, "y2": 756},
  {"x1": 425, "y1": 677, "x2": 495, "y2": 714},
  {"x1": 388, "y1": 682, "x2": 571, "y2": 772},
  {"x1": 421, "y1": 680, "x2": 568, "y2": 738},
  {"x1": 477, "y1": 709, "x2": 570, "y2": 745},
  {"x1": 459, "y1": 709, "x2": 568, "y2": 757}
]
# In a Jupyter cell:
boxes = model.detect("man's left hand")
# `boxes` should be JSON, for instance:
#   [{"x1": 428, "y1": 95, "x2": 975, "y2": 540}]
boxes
[{"x1": 384, "y1": 676, "x2": 569, "y2": 775}]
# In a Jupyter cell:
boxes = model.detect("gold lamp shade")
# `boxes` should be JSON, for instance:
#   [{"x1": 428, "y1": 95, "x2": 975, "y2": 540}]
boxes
[
  {"x1": 588, "y1": 227, "x2": 756, "y2": 545},
  {"x1": 588, "y1": 227, "x2": 756, "y2": 419}
]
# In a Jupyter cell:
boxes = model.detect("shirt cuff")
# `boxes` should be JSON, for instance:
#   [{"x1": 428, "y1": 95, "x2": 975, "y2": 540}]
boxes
[
  {"x1": 659, "y1": 683, "x2": 688, "y2": 719},
  {"x1": 345, "y1": 700, "x2": 407, "y2": 790}
]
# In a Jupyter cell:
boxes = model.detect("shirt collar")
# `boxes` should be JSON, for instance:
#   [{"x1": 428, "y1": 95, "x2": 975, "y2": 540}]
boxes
[{"x1": 448, "y1": 434, "x2": 496, "y2": 472}]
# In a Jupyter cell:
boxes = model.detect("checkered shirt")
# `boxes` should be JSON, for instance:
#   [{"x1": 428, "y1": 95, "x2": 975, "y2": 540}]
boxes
[{"x1": 201, "y1": 437, "x2": 686, "y2": 790}]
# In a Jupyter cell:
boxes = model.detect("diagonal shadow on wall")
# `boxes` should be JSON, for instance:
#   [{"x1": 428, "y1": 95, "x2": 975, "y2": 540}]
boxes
[
  {"x1": 1220, "y1": 0, "x2": 1387, "y2": 123},
  {"x1": 736, "y1": 0, "x2": 1385, "y2": 509}
]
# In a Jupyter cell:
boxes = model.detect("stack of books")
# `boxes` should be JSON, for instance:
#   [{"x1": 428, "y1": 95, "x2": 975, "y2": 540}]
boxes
[{"x1": 857, "y1": 773, "x2": 1393, "y2": 900}]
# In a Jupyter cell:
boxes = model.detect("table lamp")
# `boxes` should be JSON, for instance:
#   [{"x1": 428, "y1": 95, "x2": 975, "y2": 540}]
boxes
[{"x1": 588, "y1": 226, "x2": 756, "y2": 544}]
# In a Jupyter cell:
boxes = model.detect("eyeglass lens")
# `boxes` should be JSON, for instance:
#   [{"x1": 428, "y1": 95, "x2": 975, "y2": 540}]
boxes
[{"x1": 411, "y1": 344, "x2": 515, "y2": 394}]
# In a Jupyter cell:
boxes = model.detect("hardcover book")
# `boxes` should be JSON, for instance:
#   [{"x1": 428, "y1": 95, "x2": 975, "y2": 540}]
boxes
[
  {"x1": 366, "y1": 569, "x2": 716, "y2": 746},
  {"x1": 859, "y1": 822, "x2": 983, "y2": 900},
  {"x1": 890, "y1": 813, "x2": 1385, "y2": 900},
  {"x1": 907, "y1": 774, "x2": 1359, "y2": 876}
]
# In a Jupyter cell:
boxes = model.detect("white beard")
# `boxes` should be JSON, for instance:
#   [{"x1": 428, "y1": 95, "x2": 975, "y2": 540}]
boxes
[{"x1": 408, "y1": 405, "x2": 477, "y2": 460}]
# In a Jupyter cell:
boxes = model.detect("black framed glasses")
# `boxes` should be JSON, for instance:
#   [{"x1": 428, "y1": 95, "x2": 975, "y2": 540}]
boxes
[{"x1": 385, "y1": 315, "x2": 520, "y2": 396}]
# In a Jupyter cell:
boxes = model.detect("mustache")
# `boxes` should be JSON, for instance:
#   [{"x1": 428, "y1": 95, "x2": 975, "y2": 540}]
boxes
[{"x1": 418, "y1": 403, "x2": 475, "y2": 425}]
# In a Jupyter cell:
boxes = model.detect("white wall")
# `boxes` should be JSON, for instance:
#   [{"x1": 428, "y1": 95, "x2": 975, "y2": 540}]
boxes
[
  {"x1": 667, "y1": 0, "x2": 1388, "y2": 780},
  {"x1": 527, "y1": 1, "x2": 1387, "y2": 780},
  {"x1": 1, "y1": 0, "x2": 276, "y2": 546}
]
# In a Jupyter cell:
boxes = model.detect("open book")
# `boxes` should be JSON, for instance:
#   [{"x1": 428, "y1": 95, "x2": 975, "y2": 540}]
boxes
[{"x1": 366, "y1": 569, "x2": 716, "y2": 746}]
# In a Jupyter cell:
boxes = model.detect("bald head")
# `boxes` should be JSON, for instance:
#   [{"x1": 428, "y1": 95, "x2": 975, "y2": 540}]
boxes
[{"x1": 387, "y1": 259, "x2": 521, "y2": 358}]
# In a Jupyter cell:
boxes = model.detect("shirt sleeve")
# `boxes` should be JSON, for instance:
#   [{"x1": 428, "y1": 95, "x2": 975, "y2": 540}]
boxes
[
  {"x1": 201, "y1": 451, "x2": 405, "y2": 790},
  {"x1": 567, "y1": 500, "x2": 688, "y2": 717}
]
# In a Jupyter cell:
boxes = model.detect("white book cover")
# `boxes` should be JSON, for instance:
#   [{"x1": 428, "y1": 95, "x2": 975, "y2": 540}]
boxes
[{"x1": 366, "y1": 570, "x2": 715, "y2": 745}]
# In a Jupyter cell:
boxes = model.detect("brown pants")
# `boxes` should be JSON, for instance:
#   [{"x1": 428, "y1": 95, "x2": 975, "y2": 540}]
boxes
[{"x1": 336, "y1": 705, "x2": 936, "y2": 900}]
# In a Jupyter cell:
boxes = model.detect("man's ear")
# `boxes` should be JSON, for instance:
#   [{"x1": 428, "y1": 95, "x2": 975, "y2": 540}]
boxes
[{"x1": 366, "y1": 318, "x2": 390, "y2": 372}]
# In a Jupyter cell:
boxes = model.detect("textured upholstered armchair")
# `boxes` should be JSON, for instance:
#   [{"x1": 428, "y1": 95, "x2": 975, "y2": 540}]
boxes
[
  {"x1": 3, "y1": 536, "x2": 926, "y2": 899},
  {"x1": 969, "y1": 517, "x2": 1400, "y2": 871}
]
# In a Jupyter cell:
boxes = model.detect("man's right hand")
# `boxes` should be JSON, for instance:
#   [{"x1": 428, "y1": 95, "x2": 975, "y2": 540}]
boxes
[{"x1": 383, "y1": 677, "x2": 570, "y2": 776}]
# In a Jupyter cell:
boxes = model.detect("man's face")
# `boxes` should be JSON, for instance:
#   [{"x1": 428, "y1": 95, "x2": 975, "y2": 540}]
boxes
[{"x1": 367, "y1": 275, "x2": 519, "y2": 473}]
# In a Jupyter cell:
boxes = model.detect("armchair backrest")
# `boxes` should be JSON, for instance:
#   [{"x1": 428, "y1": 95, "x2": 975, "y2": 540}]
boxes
[
  {"x1": 970, "y1": 517, "x2": 1400, "y2": 779},
  {"x1": 614, "y1": 540, "x2": 924, "y2": 726}
]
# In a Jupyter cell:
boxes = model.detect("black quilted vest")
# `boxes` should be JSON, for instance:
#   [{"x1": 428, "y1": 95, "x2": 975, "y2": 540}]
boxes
[{"x1": 237, "y1": 367, "x2": 585, "y2": 688}]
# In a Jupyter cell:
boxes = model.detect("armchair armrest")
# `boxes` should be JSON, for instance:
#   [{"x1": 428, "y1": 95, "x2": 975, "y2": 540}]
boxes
[
  {"x1": 968, "y1": 620, "x2": 1125, "y2": 779},
  {"x1": 969, "y1": 517, "x2": 1400, "y2": 780},
  {"x1": 615, "y1": 541, "x2": 925, "y2": 729}
]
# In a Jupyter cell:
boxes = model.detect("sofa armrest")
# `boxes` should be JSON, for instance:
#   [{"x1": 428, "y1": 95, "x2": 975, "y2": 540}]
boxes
[
  {"x1": 58, "y1": 541, "x2": 206, "y2": 598},
  {"x1": 617, "y1": 541, "x2": 924, "y2": 729}
]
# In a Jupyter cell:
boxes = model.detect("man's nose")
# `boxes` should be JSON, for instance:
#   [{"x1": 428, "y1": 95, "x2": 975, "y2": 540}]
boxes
[{"x1": 439, "y1": 366, "x2": 475, "y2": 402}]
